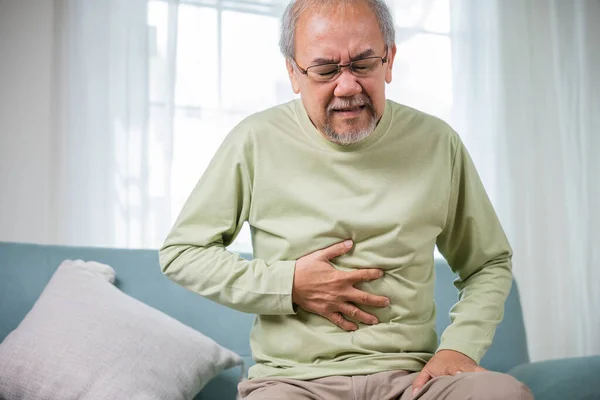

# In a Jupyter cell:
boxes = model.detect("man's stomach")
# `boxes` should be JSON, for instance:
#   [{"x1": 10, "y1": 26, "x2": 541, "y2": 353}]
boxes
[{"x1": 248, "y1": 293, "x2": 439, "y2": 380}]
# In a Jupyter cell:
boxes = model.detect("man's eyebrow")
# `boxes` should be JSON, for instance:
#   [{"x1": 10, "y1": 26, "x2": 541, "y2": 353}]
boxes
[
  {"x1": 351, "y1": 49, "x2": 375, "y2": 60},
  {"x1": 309, "y1": 49, "x2": 377, "y2": 65},
  {"x1": 310, "y1": 57, "x2": 339, "y2": 65}
]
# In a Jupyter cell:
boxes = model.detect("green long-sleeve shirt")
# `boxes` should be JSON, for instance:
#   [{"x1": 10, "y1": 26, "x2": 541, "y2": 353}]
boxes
[{"x1": 159, "y1": 99, "x2": 513, "y2": 380}]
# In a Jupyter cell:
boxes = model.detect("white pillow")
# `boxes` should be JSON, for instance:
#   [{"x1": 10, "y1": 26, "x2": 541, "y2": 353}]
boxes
[{"x1": 0, "y1": 260, "x2": 242, "y2": 400}]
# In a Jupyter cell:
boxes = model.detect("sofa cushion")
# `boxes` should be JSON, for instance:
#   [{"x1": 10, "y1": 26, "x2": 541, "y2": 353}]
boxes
[
  {"x1": 0, "y1": 259, "x2": 243, "y2": 400},
  {"x1": 508, "y1": 355, "x2": 600, "y2": 400}
]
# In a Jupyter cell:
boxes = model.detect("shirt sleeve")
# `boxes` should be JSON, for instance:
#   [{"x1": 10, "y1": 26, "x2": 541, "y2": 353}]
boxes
[
  {"x1": 158, "y1": 127, "x2": 296, "y2": 315},
  {"x1": 435, "y1": 132, "x2": 513, "y2": 364}
]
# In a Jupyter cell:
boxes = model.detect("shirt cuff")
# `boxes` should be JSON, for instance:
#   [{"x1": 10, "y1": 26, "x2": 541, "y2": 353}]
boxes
[
  {"x1": 436, "y1": 339, "x2": 487, "y2": 365},
  {"x1": 268, "y1": 260, "x2": 297, "y2": 315}
]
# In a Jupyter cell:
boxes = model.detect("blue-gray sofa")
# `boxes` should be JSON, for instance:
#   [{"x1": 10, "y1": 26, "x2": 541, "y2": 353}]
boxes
[{"x1": 1, "y1": 241, "x2": 599, "y2": 399}]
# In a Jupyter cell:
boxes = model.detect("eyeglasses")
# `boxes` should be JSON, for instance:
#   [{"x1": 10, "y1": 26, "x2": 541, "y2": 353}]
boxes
[{"x1": 292, "y1": 48, "x2": 388, "y2": 82}]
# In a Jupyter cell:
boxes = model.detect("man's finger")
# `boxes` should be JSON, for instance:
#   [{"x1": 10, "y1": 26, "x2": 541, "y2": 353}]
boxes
[
  {"x1": 338, "y1": 302, "x2": 378, "y2": 325},
  {"x1": 326, "y1": 311, "x2": 357, "y2": 331},
  {"x1": 347, "y1": 268, "x2": 385, "y2": 283},
  {"x1": 412, "y1": 369, "x2": 432, "y2": 397},
  {"x1": 319, "y1": 240, "x2": 353, "y2": 260},
  {"x1": 462, "y1": 365, "x2": 487, "y2": 372},
  {"x1": 450, "y1": 364, "x2": 486, "y2": 375},
  {"x1": 348, "y1": 288, "x2": 389, "y2": 307}
]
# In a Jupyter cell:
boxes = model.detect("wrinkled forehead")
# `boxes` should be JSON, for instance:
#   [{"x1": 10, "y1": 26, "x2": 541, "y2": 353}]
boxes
[{"x1": 294, "y1": 2, "x2": 386, "y2": 62}]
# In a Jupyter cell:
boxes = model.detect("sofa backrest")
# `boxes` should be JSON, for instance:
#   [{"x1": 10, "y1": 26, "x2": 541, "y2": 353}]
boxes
[{"x1": 0, "y1": 242, "x2": 529, "y2": 399}]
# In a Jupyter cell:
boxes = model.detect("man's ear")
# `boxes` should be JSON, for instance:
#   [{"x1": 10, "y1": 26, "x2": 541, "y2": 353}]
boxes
[
  {"x1": 286, "y1": 59, "x2": 301, "y2": 94},
  {"x1": 385, "y1": 44, "x2": 397, "y2": 84}
]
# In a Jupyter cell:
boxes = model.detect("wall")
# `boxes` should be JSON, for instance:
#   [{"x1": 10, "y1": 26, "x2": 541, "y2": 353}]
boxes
[{"x1": 0, "y1": 1, "x2": 55, "y2": 244}]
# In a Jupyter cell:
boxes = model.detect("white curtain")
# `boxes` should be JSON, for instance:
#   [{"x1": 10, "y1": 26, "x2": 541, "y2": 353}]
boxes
[
  {"x1": 50, "y1": 0, "x2": 599, "y2": 361},
  {"x1": 450, "y1": 0, "x2": 600, "y2": 361},
  {"x1": 52, "y1": 0, "x2": 162, "y2": 248}
]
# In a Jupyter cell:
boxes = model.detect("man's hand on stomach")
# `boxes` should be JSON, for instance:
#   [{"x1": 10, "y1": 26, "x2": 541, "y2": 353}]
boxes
[{"x1": 292, "y1": 240, "x2": 390, "y2": 331}]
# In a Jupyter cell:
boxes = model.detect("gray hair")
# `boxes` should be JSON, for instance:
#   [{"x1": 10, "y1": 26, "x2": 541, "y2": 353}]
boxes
[{"x1": 279, "y1": 0, "x2": 396, "y2": 60}]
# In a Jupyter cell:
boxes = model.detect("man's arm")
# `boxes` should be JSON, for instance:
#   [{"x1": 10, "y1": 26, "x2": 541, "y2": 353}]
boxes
[
  {"x1": 159, "y1": 131, "x2": 297, "y2": 316},
  {"x1": 412, "y1": 130, "x2": 512, "y2": 395},
  {"x1": 435, "y1": 132, "x2": 513, "y2": 363}
]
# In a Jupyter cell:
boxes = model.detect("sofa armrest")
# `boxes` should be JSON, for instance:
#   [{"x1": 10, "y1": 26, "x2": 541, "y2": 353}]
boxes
[{"x1": 508, "y1": 355, "x2": 600, "y2": 400}]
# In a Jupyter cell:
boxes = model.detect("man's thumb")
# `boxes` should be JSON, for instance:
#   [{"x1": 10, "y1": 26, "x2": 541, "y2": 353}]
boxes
[{"x1": 412, "y1": 370, "x2": 431, "y2": 397}]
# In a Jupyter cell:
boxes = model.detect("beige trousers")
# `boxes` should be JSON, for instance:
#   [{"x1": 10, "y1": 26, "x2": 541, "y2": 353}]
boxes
[{"x1": 238, "y1": 370, "x2": 533, "y2": 400}]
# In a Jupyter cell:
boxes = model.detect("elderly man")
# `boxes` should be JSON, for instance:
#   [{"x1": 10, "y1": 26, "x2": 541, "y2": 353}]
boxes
[{"x1": 159, "y1": 0, "x2": 532, "y2": 399}]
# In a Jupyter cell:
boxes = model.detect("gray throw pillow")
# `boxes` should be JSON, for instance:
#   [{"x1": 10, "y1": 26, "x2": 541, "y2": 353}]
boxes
[{"x1": 0, "y1": 260, "x2": 243, "y2": 400}]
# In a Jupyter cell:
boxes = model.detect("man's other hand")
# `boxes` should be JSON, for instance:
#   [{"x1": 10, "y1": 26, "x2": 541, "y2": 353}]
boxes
[
  {"x1": 292, "y1": 239, "x2": 389, "y2": 331},
  {"x1": 412, "y1": 350, "x2": 487, "y2": 396}
]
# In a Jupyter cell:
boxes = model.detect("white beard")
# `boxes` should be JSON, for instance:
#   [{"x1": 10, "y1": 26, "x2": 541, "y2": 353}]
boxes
[{"x1": 322, "y1": 116, "x2": 377, "y2": 145}]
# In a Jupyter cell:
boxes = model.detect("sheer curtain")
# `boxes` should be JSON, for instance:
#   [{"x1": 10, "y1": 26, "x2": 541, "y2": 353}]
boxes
[
  {"x1": 52, "y1": 0, "x2": 159, "y2": 248},
  {"x1": 451, "y1": 0, "x2": 600, "y2": 361},
  {"x1": 146, "y1": 0, "x2": 294, "y2": 253}
]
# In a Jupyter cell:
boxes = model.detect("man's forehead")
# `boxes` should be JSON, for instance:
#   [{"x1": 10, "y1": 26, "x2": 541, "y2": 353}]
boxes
[
  {"x1": 294, "y1": 2, "x2": 385, "y2": 61},
  {"x1": 295, "y1": 2, "x2": 379, "y2": 33}
]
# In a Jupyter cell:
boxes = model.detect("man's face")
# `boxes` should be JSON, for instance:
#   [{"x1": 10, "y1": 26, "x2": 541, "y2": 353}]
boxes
[{"x1": 286, "y1": 1, "x2": 396, "y2": 144}]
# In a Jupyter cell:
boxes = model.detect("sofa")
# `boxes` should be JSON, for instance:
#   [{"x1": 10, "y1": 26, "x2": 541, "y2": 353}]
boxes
[{"x1": 0, "y1": 241, "x2": 598, "y2": 399}]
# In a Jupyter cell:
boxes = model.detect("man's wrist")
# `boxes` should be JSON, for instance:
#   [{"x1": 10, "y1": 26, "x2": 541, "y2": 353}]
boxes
[{"x1": 436, "y1": 340, "x2": 484, "y2": 364}]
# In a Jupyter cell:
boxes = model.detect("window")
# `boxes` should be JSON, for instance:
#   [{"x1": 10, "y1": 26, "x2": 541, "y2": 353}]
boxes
[{"x1": 147, "y1": 0, "x2": 451, "y2": 254}]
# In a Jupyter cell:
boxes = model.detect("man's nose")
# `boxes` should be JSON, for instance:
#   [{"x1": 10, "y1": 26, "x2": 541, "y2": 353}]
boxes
[{"x1": 333, "y1": 69, "x2": 362, "y2": 98}]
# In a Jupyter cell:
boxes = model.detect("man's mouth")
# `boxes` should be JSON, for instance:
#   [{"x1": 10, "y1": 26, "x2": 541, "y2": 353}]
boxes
[{"x1": 332, "y1": 105, "x2": 366, "y2": 114}]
